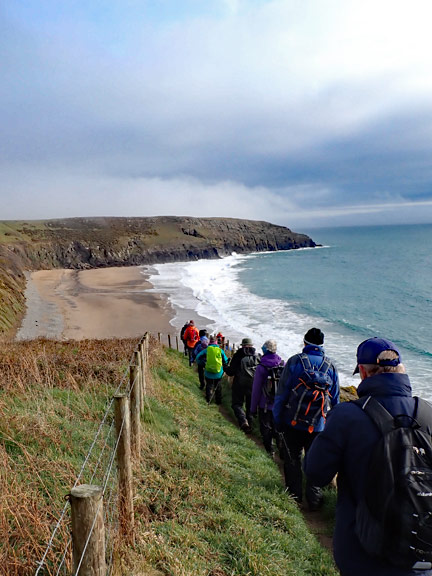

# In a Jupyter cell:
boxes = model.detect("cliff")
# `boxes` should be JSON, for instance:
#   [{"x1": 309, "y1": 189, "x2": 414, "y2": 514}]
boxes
[{"x1": 0, "y1": 216, "x2": 316, "y2": 334}]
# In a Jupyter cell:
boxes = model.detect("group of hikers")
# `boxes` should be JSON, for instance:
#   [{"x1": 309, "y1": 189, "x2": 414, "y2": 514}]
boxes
[{"x1": 180, "y1": 320, "x2": 432, "y2": 576}]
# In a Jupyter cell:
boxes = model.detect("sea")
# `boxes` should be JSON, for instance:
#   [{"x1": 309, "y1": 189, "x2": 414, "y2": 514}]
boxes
[{"x1": 146, "y1": 224, "x2": 432, "y2": 399}]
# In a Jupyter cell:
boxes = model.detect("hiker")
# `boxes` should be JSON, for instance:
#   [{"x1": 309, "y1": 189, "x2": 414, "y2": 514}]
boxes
[
  {"x1": 195, "y1": 335, "x2": 228, "y2": 404},
  {"x1": 304, "y1": 337, "x2": 432, "y2": 576},
  {"x1": 183, "y1": 320, "x2": 200, "y2": 366},
  {"x1": 180, "y1": 322, "x2": 189, "y2": 356},
  {"x1": 216, "y1": 331, "x2": 224, "y2": 347},
  {"x1": 225, "y1": 337, "x2": 261, "y2": 434},
  {"x1": 273, "y1": 327, "x2": 339, "y2": 510},
  {"x1": 250, "y1": 339, "x2": 285, "y2": 457},
  {"x1": 192, "y1": 332, "x2": 209, "y2": 390}
]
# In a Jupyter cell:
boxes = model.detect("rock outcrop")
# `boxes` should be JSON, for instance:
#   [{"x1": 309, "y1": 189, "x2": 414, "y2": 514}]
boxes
[
  {"x1": 8, "y1": 216, "x2": 316, "y2": 270},
  {"x1": 0, "y1": 216, "x2": 316, "y2": 335}
]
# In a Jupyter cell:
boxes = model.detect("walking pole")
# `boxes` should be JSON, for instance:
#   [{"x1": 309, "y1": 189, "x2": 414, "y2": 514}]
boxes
[{"x1": 207, "y1": 380, "x2": 221, "y2": 405}]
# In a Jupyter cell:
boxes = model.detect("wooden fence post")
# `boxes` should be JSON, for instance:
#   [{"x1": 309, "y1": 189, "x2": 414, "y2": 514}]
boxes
[
  {"x1": 139, "y1": 342, "x2": 146, "y2": 405},
  {"x1": 158, "y1": 332, "x2": 161, "y2": 343},
  {"x1": 141, "y1": 343, "x2": 147, "y2": 400},
  {"x1": 114, "y1": 395, "x2": 134, "y2": 540},
  {"x1": 144, "y1": 333, "x2": 149, "y2": 363},
  {"x1": 70, "y1": 484, "x2": 106, "y2": 576},
  {"x1": 133, "y1": 349, "x2": 143, "y2": 413},
  {"x1": 168, "y1": 334, "x2": 172, "y2": 349},
  {"x1": 176, "y1": 335, "x2": 179, "y2": 351},
  {"x1": 129, "y1": 364, "x2": 141, "y2": 459}
]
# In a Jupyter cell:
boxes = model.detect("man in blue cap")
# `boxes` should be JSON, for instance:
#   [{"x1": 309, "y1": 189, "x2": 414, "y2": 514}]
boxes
[{"x1": 304, "y1": 337, "x2": 432, "y2": 576}]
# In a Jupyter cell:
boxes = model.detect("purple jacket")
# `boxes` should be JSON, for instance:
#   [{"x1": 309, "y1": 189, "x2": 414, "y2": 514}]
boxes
[{"x1": 250, "y1": 352, "x2": 284, "y2": 414}]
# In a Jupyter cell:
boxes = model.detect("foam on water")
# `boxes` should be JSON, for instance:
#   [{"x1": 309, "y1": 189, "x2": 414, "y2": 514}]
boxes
[
  {"x1": 146, "y1": 254, "x2": 362, "y2": 388},
  {"x1": 145, "y1": 241, "x2": 432, "y2": 400}
]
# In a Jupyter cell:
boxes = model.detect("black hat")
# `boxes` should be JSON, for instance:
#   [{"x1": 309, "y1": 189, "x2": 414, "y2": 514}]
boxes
[{"x1": 304, "y1": 328, "x2": 324, "y2": 346}]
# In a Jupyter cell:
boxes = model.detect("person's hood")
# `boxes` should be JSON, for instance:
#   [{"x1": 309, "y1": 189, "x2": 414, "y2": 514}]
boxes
[
  {"x1": 303, "y1": 344, "x2": 324, "y2": 356},
  {"x1": 357, "y1": 372, "x2": 412, "y2": 399},
  {"x1": 259, "y1": 352, "x2": 283, "y2": 368}
]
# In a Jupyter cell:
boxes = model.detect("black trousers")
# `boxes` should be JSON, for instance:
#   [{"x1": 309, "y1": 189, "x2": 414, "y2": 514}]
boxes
[
  {"x1": 206, "y1": 377, "x2": 222, "y2": 404},
  {"x1": 231, "y1": 381, "x2": 253, "y2": 427},
  {"x1": 280, "y1": 425, "x2": 322, "y2": 505},
  {"x1": 187, "y1": 346, "x2": 195, "y2": 366},
  {"x1": 198, "y1": 365, "x2": 205, "y2": 389},
  {"x1": 258, "y1": 408, "x2": 277, "y2": 454}
]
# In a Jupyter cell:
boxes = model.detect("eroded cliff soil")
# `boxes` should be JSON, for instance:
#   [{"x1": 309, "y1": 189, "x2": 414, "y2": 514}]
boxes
[{"x1": 0, "y1": 216, "x2": 316, "y2": 335}]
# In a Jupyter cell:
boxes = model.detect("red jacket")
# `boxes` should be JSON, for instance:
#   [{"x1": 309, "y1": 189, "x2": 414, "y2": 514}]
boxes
[{"x1": 183, "y1": 325, "x2": 199, "y2": 348}]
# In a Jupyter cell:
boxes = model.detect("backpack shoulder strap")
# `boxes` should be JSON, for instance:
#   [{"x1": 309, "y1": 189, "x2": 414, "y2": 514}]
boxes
[
  {"x1": 299, "y1": 353, "x2": 331, "y2": 375},
  {"x1": 319, "y1": 356, "x2": 331, "y2": 375},
  {"x1": 298, "y1": 353, "x2": 312, "y2": 371},
  {"x1": 354, "y1": 396, "x2": 395, "y2": 436},
  {"x1": 414, "y1": 397, "x2": 432, "y2": 430}
]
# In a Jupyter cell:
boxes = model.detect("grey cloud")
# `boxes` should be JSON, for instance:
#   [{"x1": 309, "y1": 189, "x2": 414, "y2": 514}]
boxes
[{"x1": 2, "y1": 1, "x2": 432, "y2": 226}]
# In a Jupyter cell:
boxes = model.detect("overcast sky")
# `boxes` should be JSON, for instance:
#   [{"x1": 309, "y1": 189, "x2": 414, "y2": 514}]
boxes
[{"x1": 2, "y1": 0, "x2": 432, "y2": 230}]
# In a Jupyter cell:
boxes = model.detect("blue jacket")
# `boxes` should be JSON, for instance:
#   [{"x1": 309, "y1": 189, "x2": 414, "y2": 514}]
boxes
[
  {"x1": 195, "y1": 344, "x2": 228, "y2": 380},
  {"x1": 304, "y1": 372, "x2": 432, "y2": 576},
  {"x1": 273, "y1": 344, "x2": 339, "y2": 432},
  {"x1": 250, "y1": 352, "x2": 284, "y2": 414},
  {"x1": 192, "y1": 337, "x2": 208, "y2": 361}
]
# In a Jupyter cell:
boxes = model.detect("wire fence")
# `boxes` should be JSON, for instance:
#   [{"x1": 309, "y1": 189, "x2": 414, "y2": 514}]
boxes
[
  {"x1": 34, "y1": 334, "x2": 149, "y2": 576},
  {"x1": 33, "y1": 330, "x2": 235, "y2": 576}
]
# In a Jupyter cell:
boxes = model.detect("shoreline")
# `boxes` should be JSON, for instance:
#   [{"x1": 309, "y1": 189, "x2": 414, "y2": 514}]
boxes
[{"x1": 16, "y1": 267, "x2": 179, "y2": 341}]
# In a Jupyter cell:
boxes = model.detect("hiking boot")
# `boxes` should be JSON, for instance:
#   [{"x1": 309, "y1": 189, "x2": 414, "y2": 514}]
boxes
[
  {"x1": 240, "y1": 421, "x2": 252, "y2": 434},
  {"x1": 307, "y1": 497, "x2": 323, "y2": 512}
]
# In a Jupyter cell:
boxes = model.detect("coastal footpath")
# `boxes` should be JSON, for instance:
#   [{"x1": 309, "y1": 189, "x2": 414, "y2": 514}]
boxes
[{"x1": 0, "y1": 216, "x2": 316, "y2": 336}]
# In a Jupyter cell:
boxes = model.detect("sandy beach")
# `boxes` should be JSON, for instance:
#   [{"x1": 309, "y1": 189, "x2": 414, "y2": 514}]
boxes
[{"x1": 16, "y1": 266, "x2": 176, "y2": 341}]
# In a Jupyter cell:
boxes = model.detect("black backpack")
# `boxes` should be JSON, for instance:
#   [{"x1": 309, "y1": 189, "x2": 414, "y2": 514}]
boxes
[
  {"x1": 354, "y1": 396, "x2": 432, "y2": 570},
  {"x1": 262, "y1": 363, "x2": 284, "y2": 404},
  {"x1": 180, "y1": 324, "x2": 188, "y2": 341},
  {"x1": 238, "y1": 352, "x2": 260, "y2": 389},
  {"x1": 284, "y1": 353, "x2": 332, "y2": 433}
]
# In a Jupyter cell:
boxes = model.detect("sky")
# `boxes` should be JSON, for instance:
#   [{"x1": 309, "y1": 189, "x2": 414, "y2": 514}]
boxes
[{"x1": 2, "y1": 0, "x2": 432, "y2": 230}]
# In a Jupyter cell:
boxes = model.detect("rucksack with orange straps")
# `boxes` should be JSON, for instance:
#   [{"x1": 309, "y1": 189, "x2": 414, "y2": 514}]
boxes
[{"x1": 284, "y1": 353, "x2": 332, "y2": 433}]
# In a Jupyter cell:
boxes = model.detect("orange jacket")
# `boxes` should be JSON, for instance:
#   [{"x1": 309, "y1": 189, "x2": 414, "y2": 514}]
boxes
[{"x1": 183, "y1": 325, "x2": 199, "y2": 348}]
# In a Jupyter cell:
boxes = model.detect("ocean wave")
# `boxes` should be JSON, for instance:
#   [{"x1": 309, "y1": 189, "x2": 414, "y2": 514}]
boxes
[{"x1": 145, "y1": 247, "x2": 432, "y2": 400}]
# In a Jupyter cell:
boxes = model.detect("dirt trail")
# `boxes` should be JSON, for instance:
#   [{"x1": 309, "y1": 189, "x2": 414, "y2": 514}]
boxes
[{"x1": 217, "y1": 402, "x2": 333, "y2": 552}]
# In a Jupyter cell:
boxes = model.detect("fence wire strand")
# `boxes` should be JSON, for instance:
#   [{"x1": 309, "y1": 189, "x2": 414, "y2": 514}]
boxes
[{"x1": 35, "y1": 334, "x2": 150, "y2": 576}]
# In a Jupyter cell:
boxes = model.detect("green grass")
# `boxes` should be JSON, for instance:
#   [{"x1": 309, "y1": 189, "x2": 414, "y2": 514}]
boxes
[
  {"x1": 0, "y1": 338, "x2": 337, "y2": 575},
  {"x1": 129, "y1": 347, "x2": 338, "y2": 575}
]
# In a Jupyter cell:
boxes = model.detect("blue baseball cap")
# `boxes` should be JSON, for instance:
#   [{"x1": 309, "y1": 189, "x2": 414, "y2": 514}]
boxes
[{"x1": 353, "y1": 337, "x2": 402, "y2": 374}]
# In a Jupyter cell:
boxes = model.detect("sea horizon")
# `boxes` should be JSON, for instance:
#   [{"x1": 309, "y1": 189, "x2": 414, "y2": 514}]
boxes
[{"x1": 147, "y1": 222, "x2": 432, "y2": 400}]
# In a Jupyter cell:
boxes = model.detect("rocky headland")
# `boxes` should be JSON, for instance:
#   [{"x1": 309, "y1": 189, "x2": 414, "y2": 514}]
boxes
[{"x1": 0, "y1": 216, "x2": 316, "y2": 335}]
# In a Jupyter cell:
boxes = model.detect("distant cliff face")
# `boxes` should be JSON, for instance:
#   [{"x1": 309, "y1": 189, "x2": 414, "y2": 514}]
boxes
[
  {"x1": 0, "y1": 216, "x2": 316, "y2": 335},
  {"x1": 8, "y1": 216, "x2": 316, "y2": 270}
]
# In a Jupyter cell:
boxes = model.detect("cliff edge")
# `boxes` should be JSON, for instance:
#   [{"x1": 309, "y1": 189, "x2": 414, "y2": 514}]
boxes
[{"x1": 0, "y1": 216, "x2": 316, "y2": 335}]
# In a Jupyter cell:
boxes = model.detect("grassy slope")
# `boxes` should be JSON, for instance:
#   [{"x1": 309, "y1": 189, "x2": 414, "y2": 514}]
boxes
[{"x1": 1, "y1": 337, "x2": 337, "y2": 576}]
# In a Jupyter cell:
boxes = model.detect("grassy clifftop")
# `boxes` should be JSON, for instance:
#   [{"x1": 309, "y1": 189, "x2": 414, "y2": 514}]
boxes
[
  {"x1": 1, "y1": 337, "x2": 337, "y2": 575},
  {"x1": 0, "y1": 217, "x2": 316, "y2": 336}
]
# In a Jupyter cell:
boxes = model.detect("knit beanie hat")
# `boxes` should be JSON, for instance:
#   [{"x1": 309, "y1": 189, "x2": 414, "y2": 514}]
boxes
[{"x1": 304, "y1": 328, "x2": 324, "y2": 346}]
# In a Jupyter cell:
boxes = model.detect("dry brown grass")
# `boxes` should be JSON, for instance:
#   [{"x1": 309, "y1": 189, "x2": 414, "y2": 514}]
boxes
[{"x1": 0, "y1": 336, "x2": 147, "y2": 576}]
